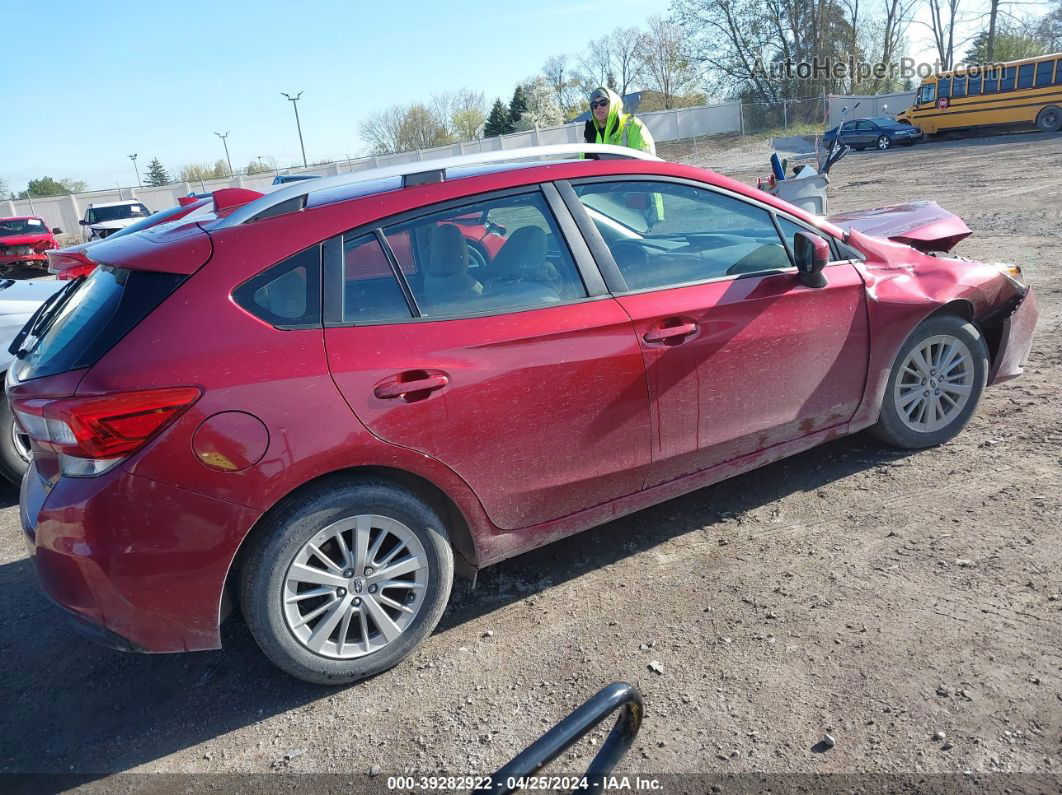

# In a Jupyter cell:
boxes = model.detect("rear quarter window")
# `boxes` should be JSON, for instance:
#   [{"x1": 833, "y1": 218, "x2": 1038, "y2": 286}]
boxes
[{"x1": 233, "y1": 245, "x2": 321, "y2": 328}]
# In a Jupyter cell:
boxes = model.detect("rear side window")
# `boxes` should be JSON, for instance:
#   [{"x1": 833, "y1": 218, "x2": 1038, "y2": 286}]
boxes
[
  {"x1": 966, "y1": 73, "x2": 982, "y2": 95},
  {"x1": 233, "y1": 245, "x2": 321, "y2": 328},
  {"x1": 15, "y1": 266, "x2": 184, "y2": 382},
  {"x1": 952, "y1": 77, "x2": 966, "y2": 98},
  {"x1": 382, "y1": 191, "x2": 587, "y2": 318},
  {"x1": 982, "y1": 69, "x2": 998, "y2": 93},
  {"x1": 1000, "y1": 66, "x2": 1016, "y2": 91},
  {"x1": 1018, "y1": 63, "x2": 1034, "y2": 89},
  {"x1": 937, "y1": 77, "x2": 951, "y2": 97},
  {"x1": 340, "y1": 234, "x2": 412, "y2": 323},
  {"x1": 1056, "y1": 59, "x2": 1062, "y2": 84}
]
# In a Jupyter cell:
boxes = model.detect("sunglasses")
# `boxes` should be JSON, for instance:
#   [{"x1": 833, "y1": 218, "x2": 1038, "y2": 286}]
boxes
[{"x1": 590, "y1": 99, "x2": 610, "y2": 109}]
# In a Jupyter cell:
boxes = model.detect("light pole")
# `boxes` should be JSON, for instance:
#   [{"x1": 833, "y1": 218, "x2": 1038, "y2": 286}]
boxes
[
  {"x1": 214, "y1": 131, "x2": 233, "y2": 177},
  {"x1": 128, "y1": 153, "x2": 141, "y2": 186},
  {"x1": 281, "y1": 91, "x2": 308, "y2": 168}
]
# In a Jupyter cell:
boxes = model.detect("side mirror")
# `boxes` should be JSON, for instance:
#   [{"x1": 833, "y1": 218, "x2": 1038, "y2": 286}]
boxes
[
  {"x1": 52, "y1": 227, "x2": 62, "y2": 235},
  {"x1": 794, "y1": 232, "x2": 829, "y2": 288},
  {"x1": 79, "y1": 219, "x2": 88, "y2": 225}
]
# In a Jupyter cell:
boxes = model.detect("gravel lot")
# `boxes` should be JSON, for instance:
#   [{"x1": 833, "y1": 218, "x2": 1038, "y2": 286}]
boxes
[{"x1": 1, "y1": 131, "x2": 1059, "y2": 786}]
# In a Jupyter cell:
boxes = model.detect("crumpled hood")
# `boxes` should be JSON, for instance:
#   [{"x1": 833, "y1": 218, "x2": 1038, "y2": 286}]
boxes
[
  {"x1": 827, "y1": 200, "x2": 971, "y2": 252},
  {"x1": 0, "y1": 233, "x2": 54, "y2": 247}
]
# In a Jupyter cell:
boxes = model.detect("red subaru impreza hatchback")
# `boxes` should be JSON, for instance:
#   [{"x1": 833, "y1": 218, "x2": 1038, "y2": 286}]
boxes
[{"x1": 8, "y1": 145, "x2": 1037, "y2": 684}]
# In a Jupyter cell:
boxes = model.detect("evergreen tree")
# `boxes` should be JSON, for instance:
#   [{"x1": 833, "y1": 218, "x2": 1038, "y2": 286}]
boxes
[
  {"x1": 484, "y1": 98, "x2": 513, "y2": 137},
  {"x1": 508, "y1": 86, "x2": 528, "y2": 127},
  {"x1": 144, "y1": 157, "x2": 172, "y2": 186}
]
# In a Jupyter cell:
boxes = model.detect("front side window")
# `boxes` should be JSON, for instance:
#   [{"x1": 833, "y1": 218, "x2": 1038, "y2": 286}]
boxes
[
  {"x1": 233, "y1": 245, "x2": 321, "y2": 328},
  {"x1": 855, "y1": 120, "x2": 874, "y2": 131},
  {"x1": 575, "y1": 181, "x2": 794, "y2": 292},
  {"x1": 937, "y1": 77, "x2": 951, "y2": 97},
  {"x1": 383, "y1": 191, "x2": 587, "y2": 318}
]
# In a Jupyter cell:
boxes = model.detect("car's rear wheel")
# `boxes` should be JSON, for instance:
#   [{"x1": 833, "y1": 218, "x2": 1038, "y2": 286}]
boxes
[
  {"x1": 0, "y1": 389, "x2": 30, "y2": 485},
  {"x1": 877, "y1": 134, "x2": 892, "y2": 151},
  {"x1": 870, "y1": 314, "x2": 988, "y2": 449},
  {"x1": 1035, "y1": 106, "x2": 1061, "y2": 133},
  {"x1": 240, "y1": 478, "x2": 454, "y2": 684}
]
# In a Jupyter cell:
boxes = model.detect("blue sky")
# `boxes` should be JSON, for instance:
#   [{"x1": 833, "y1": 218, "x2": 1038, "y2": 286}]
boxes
[{"x1": 2, "y1": 0, "x2": 666, "y2": 192}]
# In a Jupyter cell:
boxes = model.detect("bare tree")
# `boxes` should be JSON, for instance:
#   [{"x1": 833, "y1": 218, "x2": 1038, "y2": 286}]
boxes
[
  {"x1": 360, "y1": 104, "x2": 454, "y2": 155},
  {"x1": 578, "y1": 36, "x2": 615, "y2": 92},
  {"x1": 608, "y1": 27, "x2": 647, "y2": 96},
  {"x1": 432, "y1": 88, "x2": 487, "y2": 140},
  {"x1": 639, "y1": 15, "x2": 701, "y2": 108},
  {"x1": 542, "y1": 54, "x2": 585, "y2": 115},
  {"x1": 921, "y1": 0, "x2": 963, "y2": 70}
]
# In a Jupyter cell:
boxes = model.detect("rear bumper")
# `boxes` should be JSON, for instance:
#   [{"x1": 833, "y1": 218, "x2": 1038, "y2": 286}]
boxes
[
  {"x1": 988, "y1": 287, "x2": 1039, "y2": 385},
  {"x1": 21, "y1": 463, "x2": 261, "y2": 653}
]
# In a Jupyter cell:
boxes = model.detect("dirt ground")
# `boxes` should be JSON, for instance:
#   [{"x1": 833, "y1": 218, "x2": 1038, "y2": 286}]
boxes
[{"x1": 1, "y1": 132, "x2": 1060, "y2": 788}]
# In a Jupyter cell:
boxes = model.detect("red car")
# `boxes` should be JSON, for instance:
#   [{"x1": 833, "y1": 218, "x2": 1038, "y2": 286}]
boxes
[
  {"x1": 0, "y1": 216, "x2": 62, "y2": 272},
  {"x1": 9, "y1": 144, "x2": 1037, "y2": 684},
  {"x1": 46, "y1": 188, "x2": 265, "y2": 280}
]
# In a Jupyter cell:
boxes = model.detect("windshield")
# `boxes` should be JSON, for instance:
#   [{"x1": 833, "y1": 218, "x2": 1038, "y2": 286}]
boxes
[
  {"x1": 0, "y1": 218, "x2": 48, "y2": 236},
  {"x1": 872, "y1": 117, "x2": 903, "y2": 127},
  {"x1": 86, "y1": 203, "x2": 150, "y2": 224}
]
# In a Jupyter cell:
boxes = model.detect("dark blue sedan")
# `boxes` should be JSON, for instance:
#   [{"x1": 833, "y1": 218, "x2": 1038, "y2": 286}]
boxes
[{"x1": 823, "y1": 117, "x2": 923, "y2": 151}]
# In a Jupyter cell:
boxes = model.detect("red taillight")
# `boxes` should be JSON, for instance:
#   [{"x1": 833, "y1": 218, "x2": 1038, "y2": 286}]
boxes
[{"x1": 15, "y1": 387, "x2": 201, "y2": 460}]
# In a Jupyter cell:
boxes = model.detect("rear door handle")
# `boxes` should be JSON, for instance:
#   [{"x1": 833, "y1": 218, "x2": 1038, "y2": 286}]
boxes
[
  {"x1": 643, "y1": 322, "x2": 697, "y2": 344},
  {"x1": 374, "y1": 373, "x2": 450, "y2": 400}
]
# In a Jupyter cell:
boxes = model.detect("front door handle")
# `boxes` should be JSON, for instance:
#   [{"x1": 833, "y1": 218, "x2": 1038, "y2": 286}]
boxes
[
  {"x1": 643, "y1": 322, "x2": 697, "y2": 344},
  {"x1": 374, "y1": 373, "x2": 450, "y2": 400}
]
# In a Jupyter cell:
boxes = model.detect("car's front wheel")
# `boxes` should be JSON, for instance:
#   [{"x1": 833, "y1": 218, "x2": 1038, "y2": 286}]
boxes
[
  {"x1": 877, "y1": 134, "x2": 893, "y2": 151},
  {"x1": 0, "y1": 388, "x2": 31, "y2": 485},
  {"x1": 870, "y1": 314, "x2": 988, "y2": 449},
  {"x1": 240, "y1": 478, "x2": 454, "y2": 684}
]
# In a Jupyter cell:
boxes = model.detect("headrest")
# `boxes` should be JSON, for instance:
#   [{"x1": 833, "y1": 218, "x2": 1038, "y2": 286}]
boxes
[
  {"x1": 426, "y1": 224, "x2": 469, "y2": 277},
  {"x1": 492, "y1": 226, "x2": 547, "y2": 281}
]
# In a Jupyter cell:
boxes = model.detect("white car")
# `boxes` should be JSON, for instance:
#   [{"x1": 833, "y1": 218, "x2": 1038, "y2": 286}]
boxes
[
  {"x1": 79, "y1": 200, "x2": 151, "y2": 242},
  {"x1": 0, "y1": 277, "x2": 66, "y2": 483}
]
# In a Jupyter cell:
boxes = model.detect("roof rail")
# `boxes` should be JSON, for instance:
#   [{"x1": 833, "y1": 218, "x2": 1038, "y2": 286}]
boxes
[{"x1": 219, "y1": 143, "x2": 660, "y2": 228}]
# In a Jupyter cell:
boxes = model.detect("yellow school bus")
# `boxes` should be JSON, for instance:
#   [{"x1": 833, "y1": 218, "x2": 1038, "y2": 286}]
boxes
[{"x1": 898, "y1": 53, "x2": 1062, "y2": 134}]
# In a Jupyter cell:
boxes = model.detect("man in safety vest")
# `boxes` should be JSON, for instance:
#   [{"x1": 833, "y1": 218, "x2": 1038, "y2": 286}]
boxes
[{"x1": 583, "y1": 86, "x2": 656, "y2": 155}]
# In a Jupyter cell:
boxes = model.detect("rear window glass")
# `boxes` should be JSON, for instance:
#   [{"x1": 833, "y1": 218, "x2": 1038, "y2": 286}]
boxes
[{"x1": 14, "y1": 266, "x2": 184, "y2": 382}]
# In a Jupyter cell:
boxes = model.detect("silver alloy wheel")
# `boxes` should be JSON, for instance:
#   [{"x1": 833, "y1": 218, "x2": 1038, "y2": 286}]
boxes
[
  {"x1": 894, "y1": 334, "x2": 974, "y2": 434},
  {"x1": 11, "y1": 419, "x2": 30, "y2": 464},
  {"x1": 282, "y1": 514, "x2": 429, "y2": 659},
  {"x1": 877, "y1": 135, "x2": 891, "y2": 150}
]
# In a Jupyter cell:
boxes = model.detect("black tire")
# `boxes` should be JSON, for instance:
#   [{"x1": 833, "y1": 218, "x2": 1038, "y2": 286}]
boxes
[
  {"x1": 0, "y1": 388, "x2": 30, "y2": 485},
  {"x1": 1035, "y1": 106, "x2": 1061, "y2": 133},
  {"x1": 870, "y1": 314, "x2": 988, "y2": 449},
  {"x1": 876, "y1": 134, "x2": 892, "y2": 151},
  {"x1": 239, "y1": 477, "x2": 454, "y2": 684}
]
